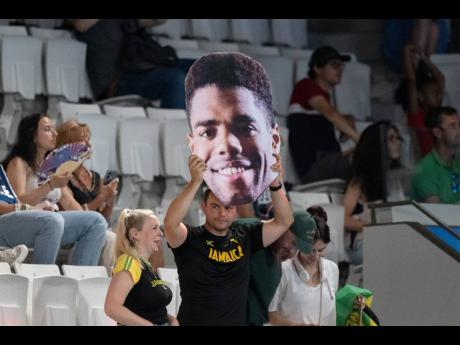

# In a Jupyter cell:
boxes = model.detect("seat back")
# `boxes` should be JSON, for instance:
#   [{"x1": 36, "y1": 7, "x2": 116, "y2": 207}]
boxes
[
  {"x1": 272, "y1": 19, "x2": 308, "y2": 48},
  {"x1": 118, "y1": 118, "x2": 162, "y2": 180},
  {"x1": 0, "y1": 36, "x2": 43, "y2": 99},
  {"x1": 151, "y1": 19, "x2": 191, "y2": 39},
  {"x1": 190, "y1": 19, "x2": 230, "y2": 41},
  {"x1": 45, "y1": 39, "x2": 87, "y2": 102},
  {"x1": 30, "y1": 27, "x2": 73, "y2": 41},
  {"x1": 230, "y1": 19, "x2": 271, "y2": 45},
  {"x1": 277, "y1": 125, "x2": 301, "y2": 185},
  {"x1": 58, "y1": 102, "x2": 101, "y2": 123},
  {"x1": 32, "y1": 275, "x2": 78, "y2": 326},
  {"x1": 157, "y1": 267, "x2": 180, "y2": 317},
  {"x1": 0, "y1": 25, "x2": 28, "y2": 37},
  {"x1": 0, "y1": 262, "x2": 11, "y2": 274},
  {"x1": 0, "y1": 274, "x2": 28, "y2": 325},
  {"x1": 104, "y1": 104, "x2": 146, "y2": 119},
  {"x1": 162, "y1": 119, "x2": 191, "y2": 181},
  {"x1": 78, "y1": 114, "x2": 119, "y2": 175},
  {"x1": 77, "y1": 277, "x2": 116, "y2": 326},
  {"x1": 62, "y1": 265, "x2": 108, "y2": 280}
]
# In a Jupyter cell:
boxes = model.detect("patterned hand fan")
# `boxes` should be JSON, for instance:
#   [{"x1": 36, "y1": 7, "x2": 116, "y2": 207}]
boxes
[
  {"x1": 37, "y1": 143, "x2": 92, "y2": 183},
  {"x1": 0, "y1": 165, "x2": 17, "y2": 204}
]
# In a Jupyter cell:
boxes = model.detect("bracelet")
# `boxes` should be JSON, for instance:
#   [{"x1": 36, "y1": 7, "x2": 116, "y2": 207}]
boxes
[
  {"x1": 15, "y1": 203, "x2": 31, "y2": 211},
  {"x1": 269, "y1": 183, "x2": 283, "y2": 192}
]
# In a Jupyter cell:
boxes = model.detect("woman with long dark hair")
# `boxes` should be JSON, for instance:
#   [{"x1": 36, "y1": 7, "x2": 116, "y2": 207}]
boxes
[{"x1": 342, "y1": 121, "x2": 404, "y2": 265}]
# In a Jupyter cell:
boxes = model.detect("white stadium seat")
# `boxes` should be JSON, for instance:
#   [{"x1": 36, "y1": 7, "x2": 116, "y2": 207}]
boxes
[
  {"x1": 62, "y1": 265, "x2": 109, "y2": 280},
  {"x1": 103, "y1": 104, "x2": 147, "y2": 119},
  {"x1": 58, "y1": 101, "x2": 102, "y2": 123},
  {"x1": 230, "y1": 19, "x2": 271, "y2": 46},
  {"x1": 272, "y1": 19, "x2": 308, "y2": 48},
  {"x1": 0, "y1": 274, "x2": 28, "y2": 326},
  {"x1": 190, "y1": 19, "x2": 230, "y2": 42}
]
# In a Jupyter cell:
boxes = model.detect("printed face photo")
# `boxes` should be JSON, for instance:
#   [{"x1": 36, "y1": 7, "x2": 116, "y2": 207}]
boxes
[{"x1": 188, "y1": 85, "x2": 280, "y2": 206}]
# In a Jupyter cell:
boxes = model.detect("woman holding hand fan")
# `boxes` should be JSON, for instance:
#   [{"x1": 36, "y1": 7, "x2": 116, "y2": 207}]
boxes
[{"x1": 2, "y1": 114, "x2": 106, "y2": 266}]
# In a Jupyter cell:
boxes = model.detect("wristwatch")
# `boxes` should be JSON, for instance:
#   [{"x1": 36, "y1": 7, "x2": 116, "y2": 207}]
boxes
[
  {"x1": 269, "y1": 183, "x2": 283, "y2": 192},
  {"x1": 15, "y1": 203, "x2": 31, "y2": 211}
]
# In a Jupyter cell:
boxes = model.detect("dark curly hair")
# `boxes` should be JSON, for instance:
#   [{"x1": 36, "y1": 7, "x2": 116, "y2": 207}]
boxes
[
  {"x1": 349, "y1": 121, "x2": 401, "y2": 202},
  {"x1": 2, "y1": 113, "x2": 47, "y2": 173},
  {"x1": 184, "y1": 52, "x2": 274, "y2": 129},
  {"x1": 306, "y1": 205, "x2": 331, "y2": 244}
]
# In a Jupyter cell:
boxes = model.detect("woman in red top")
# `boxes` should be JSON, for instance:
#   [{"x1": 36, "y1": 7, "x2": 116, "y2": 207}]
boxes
[{"x1": 288, "y1": 46, "x2": 360, "y2": 183}]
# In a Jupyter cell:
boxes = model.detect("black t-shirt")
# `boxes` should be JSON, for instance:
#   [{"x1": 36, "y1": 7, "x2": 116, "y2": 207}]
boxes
[
  {"x1": 68, "y1": 170, "x2": 101, "y2": 205},
  {"x1": 171, "y1": 222, "x2": 264, "y2": 326}
]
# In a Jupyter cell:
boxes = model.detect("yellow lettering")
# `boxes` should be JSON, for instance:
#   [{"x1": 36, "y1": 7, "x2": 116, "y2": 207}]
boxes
[
  {"x1": 229, "y1": 250, "x2": 237, "y2": 261},
  {"x1": 212, "y1": 250, "x2": 219, "y2": 261},
  {"x1": 224, "y1": 252, "x2": 232, "y2": 263},
  {"x1": 218, "y1": 251, "x2": 226, "y2": 262},
  {"x1": 237, "y1": 245, "x2": 244, "y2": 257},
  {"x1": 209, "y1": 248, "x2": 213, "y2": 259}
]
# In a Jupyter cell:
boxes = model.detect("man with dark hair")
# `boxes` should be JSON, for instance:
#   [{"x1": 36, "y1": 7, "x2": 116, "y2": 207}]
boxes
[
  {"x1": 163, "y1": 153, "x2": 293, "y2": 326},
  {"x1": 185, "y1": 52, "x2": 280, "y2": 206},
  {"x1": 411, "y1": 106, "x2": 460, "y2": 203},
  {"x1": 287, "y1": 45, "x2": 360, "y2": 183}
]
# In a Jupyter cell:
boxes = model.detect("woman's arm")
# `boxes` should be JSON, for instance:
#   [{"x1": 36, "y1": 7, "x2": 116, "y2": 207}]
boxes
[
  {"x1": 168, "y1": 314, "x2": 179, "y2": 326},
  {"x1": 58, "y1": 186, "x2": 84, "y2": 211},
  {"x1": 0, "y1": 203, "x2": 16, "y2": 215},
  {"x1": 309, "y1": 96, "x2": 360, "y2": 143},
  {"x1": 105, "y1": 270, "x2": 154, "y2": 326},
  {"x1": 343, "y1": 180, "x2": 367, "y2": 232},
  {"x1": 73, "y1": 19, "x2": 100, "y2": 32},
  {"x1": 403, "y1": 44, "x2": 420, "y2": 115}
]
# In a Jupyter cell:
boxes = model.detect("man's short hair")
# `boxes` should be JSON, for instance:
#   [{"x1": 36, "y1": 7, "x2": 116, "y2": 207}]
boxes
[
  {"x1": 202, "y1": 187, "x2": 212, "y2": 204},
  {"x1": 185, "y1": 52, "x2": 274, "y2": 129},
  {"x1": 425, "y1": 106, "x2": 458, "y2": 129}
]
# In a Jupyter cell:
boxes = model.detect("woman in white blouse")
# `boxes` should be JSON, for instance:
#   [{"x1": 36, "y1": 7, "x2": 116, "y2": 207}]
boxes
[{"x1": 269, "y1": 206, "x2": 339, "y2": 326}]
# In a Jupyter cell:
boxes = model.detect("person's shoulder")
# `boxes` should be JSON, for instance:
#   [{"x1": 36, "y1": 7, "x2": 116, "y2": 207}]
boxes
[
  {"x1": 414, "y1": 152, "x2": 436, "y2": 173},
  {"x1": 323, "y1": 258, "x2": 339, "y2": 272},
  {"x1": 114, "y1": 254, "x2": 141, "y2": 271},
  {"x1": 294, "y1": 78, "x2": 315, "y2": 88},
  {"x1": 7, "y1": 156, "x2": 28, "y2": 170}
]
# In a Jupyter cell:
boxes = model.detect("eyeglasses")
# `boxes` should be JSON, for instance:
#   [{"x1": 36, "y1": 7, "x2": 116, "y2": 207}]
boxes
[
  {"x1": 388, "y1": 135, "x2": 403, "y2": 143},
  {"x1": 452, "y1": 172, "x2": 459, "y2": 193}
]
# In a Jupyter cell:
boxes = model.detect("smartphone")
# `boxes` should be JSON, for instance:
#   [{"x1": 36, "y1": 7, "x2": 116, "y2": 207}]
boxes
[{"x1": 103, "y1": 170, "x2": 119, "y2": 185}]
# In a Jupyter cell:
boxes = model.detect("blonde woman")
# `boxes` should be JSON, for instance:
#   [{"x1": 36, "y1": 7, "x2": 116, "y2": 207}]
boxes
[{"x1": 105, "y1": 209, "x2": 178, "y2": 326}]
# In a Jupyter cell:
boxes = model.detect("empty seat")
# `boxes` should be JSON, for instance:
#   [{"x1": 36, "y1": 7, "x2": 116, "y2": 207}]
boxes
[
  {"x1": 281, "y1": 48, "x2": 313, "y2": 60},
  {"x1": 239, "y1": 44, "x2": 280, "y2": 57},
  {"x1": 163, "y1": 118, "x2": 191, "y2": 182},
  {"x1": 272, "y1": 19, "x2": 308, "y2": 48},
  {"x1": 118, "y1": 118, "x2": 162, "y2": 180},
  {"x1": 0, "y1": 262, "x2": 11, "y2": 274},
  {"x1": 256, "y1": 56, "x2": 295, "y2": 116},
  {"x1": 25, "y1": 19, "x2": 64, "y2": 29},
  {"x1": 175, "y1": 48, "x2": 207, "y2": 60},
  {"x1": 78, "y1": 114, "x2": 119, "y2": 175},
  {"x1": 230, "y1": 19, "x2": 271, "y2": 45},
  {"x1": 431, "y1": 53, "x2": 460, "y2": 65},
  {"x1": 277, "y1": 125, "x2": 301, "y2": 185},
  {"x1": 0, "y1": 25, "x2": 28, "y2": 37},
  {"x1": 0, "y1": 274, "x2": 28, "y2": 326},
  {"x1": 198, "y1": 41, "x2": 240, "y2": 53},
  {"x1": 103, "y1": 104, "x2": 146, "y2": 119},
  {"x1": 32, "y1": 275, "x2": 78, "y2": 325},
  {"x1": 45, "y1": 39, "x2": 87, "y2": 102},
  {"x1": 29, "y1": 27, "x2": 74, "y2": 41},
  {"x1": 190, "y1": 19, "x2": 230, "y2": 41},
  {"x1": 62, "y1": 265, "x2": 108, "y2": 280},
  {"x1": 333, "y1": 62, "x2": 371, "y2": 121},
  {"x1": 58, "y1": 101, "x2": 102, "y2": 123},
  {"x1": 151, "y1": 19, "x2": 191, "y2": 39},
  {"x1": 77, "y1": 277, "x2": 116, "y2": 326},
  {"x1": 438, "y1": 64, "x2": 460, "y2": 112}
]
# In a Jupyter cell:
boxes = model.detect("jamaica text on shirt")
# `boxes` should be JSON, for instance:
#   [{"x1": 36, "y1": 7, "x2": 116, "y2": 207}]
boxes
[{"x1": 208, "y1": 246, "x2": 244, "y2": 263}]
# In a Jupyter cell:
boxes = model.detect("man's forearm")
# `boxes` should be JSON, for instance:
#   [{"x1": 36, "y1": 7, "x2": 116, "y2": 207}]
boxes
[
  {"x1": 164, "y1": 180, "x2": 201, "y2": 230},
  {"x1": 270, "y1": 187, "x2": 294, "y2": 227}
]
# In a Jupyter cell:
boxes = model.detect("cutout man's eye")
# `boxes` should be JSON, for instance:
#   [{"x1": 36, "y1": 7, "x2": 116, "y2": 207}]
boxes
[{"x1": 199, "y1": 128, "x2": 217, "y2": 139}]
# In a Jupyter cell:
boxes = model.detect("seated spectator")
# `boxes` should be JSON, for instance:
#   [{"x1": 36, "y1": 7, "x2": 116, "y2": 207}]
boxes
[
  {"x1": 268, "y1": 206, "x2": 339, "y2": 326},
  {"x1": 411, "y1": 106, "x2": 460, "y2": 204},
  {"x1": 343, "y1": 121, "x2": 405, "y2": 266},
  {"x1": 73, "y1": 19, "x2": 194, "y2": 109},
  {"x1": 401, "y1": 43, "x2": 444, "y2": 156},
  {"x1": 2, "y1": 113, "x2": 107, "y2": 266},
  {"x1": 105, "y1": 209, "x2": 178, "y2": 326},
  {"x1": 288, "y1": 46, "x2": 360, "y2": 184},
  {"x1": 0, "y1": 244, "x2": 28, "y2": 266},
  {"x1": 245, "y1": 210, "x2": 314, "y2": 326}
]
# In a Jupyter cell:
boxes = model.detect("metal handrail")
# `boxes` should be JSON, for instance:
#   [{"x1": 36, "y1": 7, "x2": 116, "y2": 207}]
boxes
[{"x1": 368, "y1": 199, "x2": 460, "y2": 241}]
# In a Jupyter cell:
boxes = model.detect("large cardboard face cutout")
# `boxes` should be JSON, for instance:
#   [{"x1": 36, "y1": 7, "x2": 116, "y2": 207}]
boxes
[{"x1": 186, "y1": 53, "x2": 280, "y2": 206}]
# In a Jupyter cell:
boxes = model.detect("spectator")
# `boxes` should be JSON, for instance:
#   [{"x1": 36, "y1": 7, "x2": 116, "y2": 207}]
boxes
[
  {"x1": 401, "y1": 43, "x2": 445, "y2": 156},
  {"x1": 411, "y1": 106, "x2": 460, "y2": 204},
  {"x1": 73, "y1": 19, "x2": 194, "y2": 108},
  {"x1": 245, "y1": 210, "x2": 315, "y2": 326},
  {"x1": 288, "y1": 46, "x2": 360, "y2": 184},
  {"x1": 343, "y1": 121, "x2": 404, "y2": 266},
  {"x1": 2, "y1": 113, "x2": 107, "y2": 266},
  {"x1": 163, "y1": 153, "x2": 293, "y2": 326},
  {"x1": 105, "y1": 209, "x2": 178, "y2": 326},
  {"x1": 268, "y1": 206, "x2": 339, "y2": 326},
  {"x1": 0, "y1": 245, "x2": 28, "y2": 266}
]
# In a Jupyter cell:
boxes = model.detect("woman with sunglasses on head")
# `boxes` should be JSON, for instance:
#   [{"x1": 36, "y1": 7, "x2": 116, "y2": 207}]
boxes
[
  {"x1": 268, "y1": 206, "x2": 339, "y2": 326},
  {"x1": 105, "y1": 209, "x2": 178, "y2": 326},
  {"x1": 342, "y1": 121, "x2": 405, "y2": 266},
  {"x1": 287, "y1": 45, "x2": 360, "y2": 184}
]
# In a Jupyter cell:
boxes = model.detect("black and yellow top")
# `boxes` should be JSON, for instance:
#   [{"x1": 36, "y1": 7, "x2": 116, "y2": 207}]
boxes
[{"x1": 113, "y1": 254, "x2": 173, "y2": 325}]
